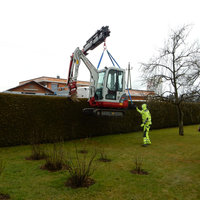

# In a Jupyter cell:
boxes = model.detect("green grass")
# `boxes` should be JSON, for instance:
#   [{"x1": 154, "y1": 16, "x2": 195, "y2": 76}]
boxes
[{"x1": 0, "y1": 125, "x2": 200, "y2": 200}]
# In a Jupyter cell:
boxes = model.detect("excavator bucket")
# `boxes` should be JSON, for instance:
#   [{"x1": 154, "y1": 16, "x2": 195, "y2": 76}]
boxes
[{"x1": 70, "y1": 92, "x2": 79, "y2": 102}]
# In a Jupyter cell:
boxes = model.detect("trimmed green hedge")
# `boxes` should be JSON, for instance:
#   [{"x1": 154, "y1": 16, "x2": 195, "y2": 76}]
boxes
[{"x1": 0, "y1": 93, "x2": 200, "y2": 147}]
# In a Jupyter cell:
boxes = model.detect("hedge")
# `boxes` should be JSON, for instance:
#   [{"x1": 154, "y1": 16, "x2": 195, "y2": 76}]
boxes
[{"x1": 0, "y1": 93, "x2": 200, "y2": 147}]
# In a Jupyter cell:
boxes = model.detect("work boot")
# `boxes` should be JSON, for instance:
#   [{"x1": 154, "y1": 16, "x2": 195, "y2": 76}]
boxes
[{"x1": 142, "y1": 144, "x2": 148, "y2": 147}]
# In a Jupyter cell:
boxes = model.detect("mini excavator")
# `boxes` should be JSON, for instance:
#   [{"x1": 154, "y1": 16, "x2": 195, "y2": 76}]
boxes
[{"x1": 67, "y1": 26, "x2": 134, "y2": 117}]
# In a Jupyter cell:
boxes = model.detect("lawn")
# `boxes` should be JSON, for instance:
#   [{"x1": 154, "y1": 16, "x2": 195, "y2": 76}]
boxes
[{"x1": 0, "y1": 125, "x2": 200, "y2": 200}]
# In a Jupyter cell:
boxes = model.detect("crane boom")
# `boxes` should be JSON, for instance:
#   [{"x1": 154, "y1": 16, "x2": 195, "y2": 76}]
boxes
[{"x1": 83, "y1": 26, "x2": 110, "y2": 54}]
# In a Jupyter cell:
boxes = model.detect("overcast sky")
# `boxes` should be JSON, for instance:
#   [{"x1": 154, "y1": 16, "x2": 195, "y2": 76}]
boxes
[{"x1": 0, "y1": 0, "x2": 200, "y2": 92}]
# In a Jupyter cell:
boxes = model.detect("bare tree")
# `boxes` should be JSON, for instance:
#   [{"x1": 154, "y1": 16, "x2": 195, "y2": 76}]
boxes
[{"x1": 141, "y1": 25, "x2": 200, "y2": 136}]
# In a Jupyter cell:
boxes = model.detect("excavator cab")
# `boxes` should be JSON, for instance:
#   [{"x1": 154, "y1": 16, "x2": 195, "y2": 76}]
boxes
[
  {"x1": 95, "y1": 67, "x2": 126, "y2": 100},
  {"x1": 88, "y1": 67, "x2": 128, "y2": 111}
]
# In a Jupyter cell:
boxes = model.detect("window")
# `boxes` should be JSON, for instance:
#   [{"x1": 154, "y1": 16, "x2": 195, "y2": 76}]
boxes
[
  {"x1": 118, "y1": 71, "x2": 123, "y2": 92},
  {"x1": 97, "y1": 71, "x2": 105, "y2": 89},
  {"x1": 51, "y1": 83, "x2": 58, "y2": 92},
  {"x1": 107, "y1": 70, "x2": 123, "y2": 92},
  {"x1": 107, "y1": 70, "x2": 117, "y2": 91},
  {"x1": 95, "y1": 71, "x2": 106, "y2": 100}
]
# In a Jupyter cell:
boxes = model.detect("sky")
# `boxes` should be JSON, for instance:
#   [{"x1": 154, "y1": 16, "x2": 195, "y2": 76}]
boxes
[{"x1": 0, "y1": 0, "x2": 200, "y2": 92}]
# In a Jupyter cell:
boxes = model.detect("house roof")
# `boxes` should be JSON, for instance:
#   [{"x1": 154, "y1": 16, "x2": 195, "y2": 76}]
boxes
[
  {"x1": 19, "y1": 76, "x2": 90, "y2": 85},
  {"x1": 126, "y1": 89, "x2": 155, "y2": 96},
  {"x1": 8, "y1": 81, "x2": 54, "y2": 94},
  {"x1": 19, "y1": 76, "x2": 67, "y2": 85}
]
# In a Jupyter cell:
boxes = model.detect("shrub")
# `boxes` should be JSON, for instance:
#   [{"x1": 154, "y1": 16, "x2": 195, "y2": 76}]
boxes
[
  {"x1": 41, "y1": 142, "x2": 68, "y2": 172},
  {"x1": 26, "y1": 143, "x2": 47, "y2": 160},
  {"x1": 66, "y1": 145, "x2": 97, "y2": 188},
  {"x1": 130, "y1": 155, "x2": 148, "y2": 175},
  {"x1": 0, "y1": 193, "x2": 10, "y2": 200},
  {"x1": 26, "y1": 130, "x2": 48, "y2": 160},
  {"x1": 78, "y1": 138, "x2": 89, "y2": 154},
  {"x1": 98, "y1": 148, "x2": 111, "y2": 162},
  {"x1": 0, "y1": 93, "x2": 200, "y2": 147}
]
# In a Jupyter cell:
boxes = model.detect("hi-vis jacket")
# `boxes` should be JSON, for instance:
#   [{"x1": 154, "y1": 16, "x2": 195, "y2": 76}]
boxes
[{"x1": 136, "y1": 104, "x2": 152, "y2": 126}]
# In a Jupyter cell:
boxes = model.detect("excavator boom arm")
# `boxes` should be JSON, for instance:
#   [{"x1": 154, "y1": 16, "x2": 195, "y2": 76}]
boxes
[
  {"x1": 67, "y1": 26, "x2": 110, "y2": 97},
  {"x1": 67, "y1": 47, "x2": 98, "y2": 97}
]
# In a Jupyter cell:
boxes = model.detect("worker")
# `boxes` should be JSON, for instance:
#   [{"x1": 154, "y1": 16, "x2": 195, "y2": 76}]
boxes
[{"x1": 136, "y1": 104, "x2": 152, "y2": 147}]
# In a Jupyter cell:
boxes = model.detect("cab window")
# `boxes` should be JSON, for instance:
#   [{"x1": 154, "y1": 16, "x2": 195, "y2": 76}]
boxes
[
  {"x1": 107, "y1": 70, "x2": 117, "y2": 91},
  {"x1": 107, "y1": 70, "x2": 123, "y2": 91}
]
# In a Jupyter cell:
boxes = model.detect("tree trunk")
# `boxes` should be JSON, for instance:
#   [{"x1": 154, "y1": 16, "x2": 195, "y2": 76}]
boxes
[{"x1": 176, "y1": 104, "x2": 184, "y2": 136}]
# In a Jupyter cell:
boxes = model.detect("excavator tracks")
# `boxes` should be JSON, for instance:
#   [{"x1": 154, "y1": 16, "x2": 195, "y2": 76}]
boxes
[{"x1": 83, "y1": 108, "x2": 125, "y2": 117}]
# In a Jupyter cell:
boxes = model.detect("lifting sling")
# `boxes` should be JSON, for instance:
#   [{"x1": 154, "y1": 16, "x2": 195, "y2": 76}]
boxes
[
  {"x1": 97, "y1": 41, "x2": 133, "y2": 103},
  {"x1": 97, "y1": 41, "x2": 120, "y2": 69}
]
